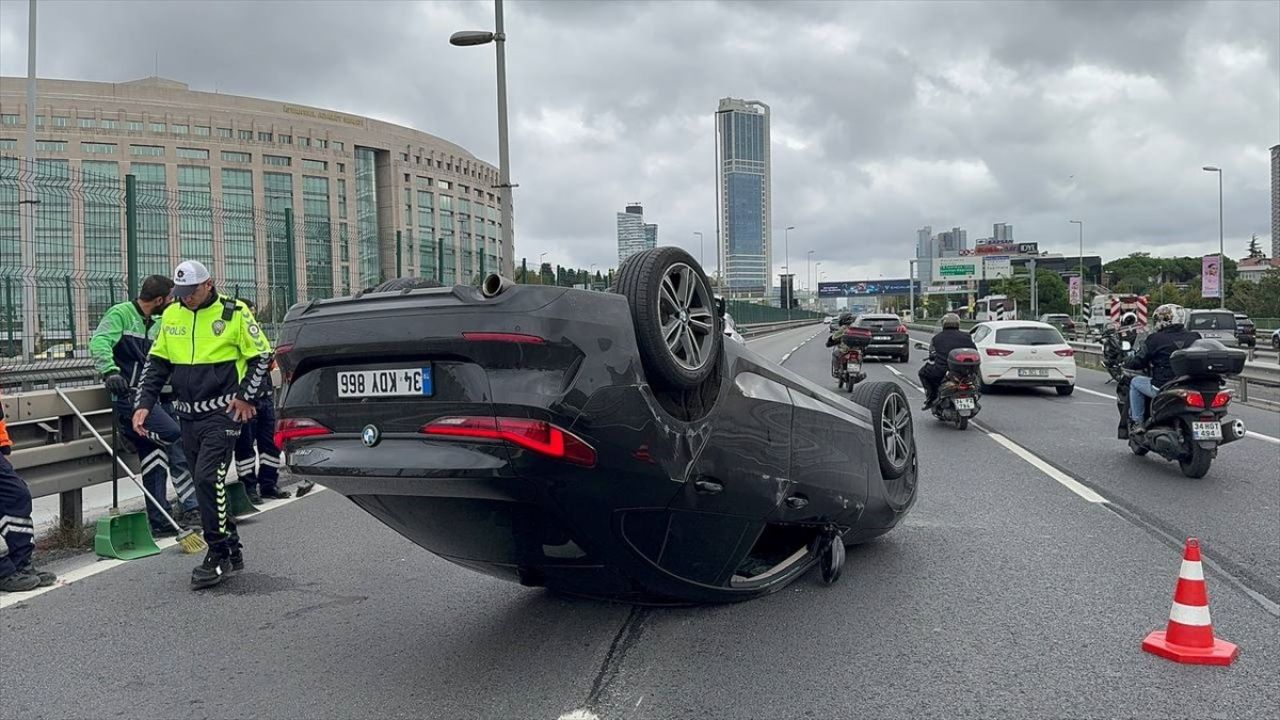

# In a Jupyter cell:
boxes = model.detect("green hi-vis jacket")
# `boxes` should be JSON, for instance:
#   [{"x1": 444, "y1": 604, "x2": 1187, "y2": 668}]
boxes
[
  {"x1": 134, "y1": 291, "x2": 273, "y2": 419},
  {"x1": 88, "y1": 300, "x2": 161, "y2": 387}
]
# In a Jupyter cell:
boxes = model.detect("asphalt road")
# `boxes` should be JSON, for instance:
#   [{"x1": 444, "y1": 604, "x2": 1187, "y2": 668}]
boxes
[{"x1": 3, "y1": 323, "x2": 1277, "y2": 720}]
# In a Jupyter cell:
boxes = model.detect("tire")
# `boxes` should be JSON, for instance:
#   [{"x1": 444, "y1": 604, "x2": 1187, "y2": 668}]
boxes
[
  {"x1": 837, "y1": 375, "x2": 845, "y2": 390},
  {"x1": 850, "y1": 381, "x2": 914, "y2": 481},
  {"x1": 955, "y1": 415, "x2": 968, "y2": 431},
  {"x1": 899, "y1": 349, "x2": 910, "y2": 363},
  {"x1": 1129, "y1": 439, "x2": 1149, "y2": 456},
  {"x1": 1056, "y1": 385, "x2": 1075, "y2": 397},
  {"x1": 1179, "y1": 440, "x2": 1214, "y2": 479},
  {"x1": 847, "y1": 375, "x2": 856, "y2": 393},
  {"x1": 614, "y1": 247, "x2": 721, "y2": 391}
]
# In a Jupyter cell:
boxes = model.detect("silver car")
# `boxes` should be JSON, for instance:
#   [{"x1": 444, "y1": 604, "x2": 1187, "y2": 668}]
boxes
[{"x1": 1186, "y1": 309, "x2": 1240, "y2": 348}]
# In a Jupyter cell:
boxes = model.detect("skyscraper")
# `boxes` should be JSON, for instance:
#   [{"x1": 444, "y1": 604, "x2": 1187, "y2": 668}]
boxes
[
  {"x1": 992, "y1": 223, "x2": 1013, "y2": 243},
  {"x1": 916, "y1": 226, "x2": 934, "y2": 285},
  {"x1": 1271, "y1": 144, "x2": 1278, "y2": 259},
  {"x1": 617, "y1": 202, "x2": 655, "y2": 264},
  {"x1": 937, "y1": 227, "x2": 968, "y2": 254},
  {"x1": 715, "y1": 98, "x2": 771, "y2": 297}
]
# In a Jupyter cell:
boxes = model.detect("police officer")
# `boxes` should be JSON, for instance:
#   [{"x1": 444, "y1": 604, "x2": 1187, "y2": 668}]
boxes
[
  {"x1": 230, "y1": 299, "x2": 289, "y2": 504},
  {"x1": 1, "y1": 389, "x2": 56, "y2": 592},
  {"x1": 133, "y1": 260, "x2": 273, "y2": 589},
  {"x1": 90, "y1": 274, "x2": 199, "y2": 534}
]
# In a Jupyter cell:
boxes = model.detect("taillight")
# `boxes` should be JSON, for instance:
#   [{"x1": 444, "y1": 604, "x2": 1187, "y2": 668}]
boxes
[
  {"x1": 1054, "y1": 348, "x2": 1075, "y2": 357},
  {"x1": 1181, "y1": 391, "x2": 1206, "y2": 409},
  {"x1": 1210, "y1": 391, "x2": 1232, "y2": 408},
  {"x1": 985, "y1": 348, "x2": 1014, "y2": 357},
  {"x1": 274, "y1": 417, "x2": 332, "y2": 448},
  {"x1": 274, "y1": 343, "x2": 295, "y2": 383},
  {"x1": 461, "y1": 332, "x2": 546, "y2": 345},
  {"x1": 421, "y1": 416, "x2": 596, "y2": 467}
]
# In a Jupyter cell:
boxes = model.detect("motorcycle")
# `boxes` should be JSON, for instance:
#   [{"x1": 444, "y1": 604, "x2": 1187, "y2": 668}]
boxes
[
  {"x1": 828, "y1": 326, "x2": 870, "y2": 392},
  {"x1": 930, "y1": 348, "x2": 982, "y2": 430},
  {"x1": 1100, "y1": 328, "x2": 1139, "y2": 384},
  {"x1": 1119, "y1": 340, "x2": 1248, "y2": 478}
]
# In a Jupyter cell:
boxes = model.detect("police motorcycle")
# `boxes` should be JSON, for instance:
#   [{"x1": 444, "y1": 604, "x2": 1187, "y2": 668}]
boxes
[
  {"x1": 826, "y1": 314, "x2": 869, "y2": 392},
  {"x1": 929, "y1": 348, "x2": 982, "y2": 430},
  {"x1": 1120, "y1": 339, "x2": 1248, "y2": 479}
]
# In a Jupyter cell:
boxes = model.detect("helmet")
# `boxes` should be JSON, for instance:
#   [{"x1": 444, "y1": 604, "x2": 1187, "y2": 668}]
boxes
[
  {"x1": 838, "y1": 313, "x2": 854, "y2": 326},
  {"x1": 1151, "y1": 303, "x2": 1184, "y2": 331},
  {"x1": 941, "y1": 313, "x2": 961, "y2": 330},
  {"x1": 1119, "y1": 311, "x2": 1138, "y2": 327}
]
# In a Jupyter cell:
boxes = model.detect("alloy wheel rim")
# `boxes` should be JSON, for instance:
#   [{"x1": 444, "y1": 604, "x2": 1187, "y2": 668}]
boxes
[
  {"x1": 657, "y1": 262, "x2": 715, "y2": 371},
  {"x1": 880, "y1": 392, "x2": 912, "y2": 468}
]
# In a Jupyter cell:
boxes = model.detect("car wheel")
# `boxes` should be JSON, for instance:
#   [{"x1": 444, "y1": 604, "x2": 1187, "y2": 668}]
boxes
[
  {"x1": 1056, "y1": 385, "x2": 1075, "y2": 396},
  {"x1": 850, "y1": 381, "x2": 914, "y2": 481},
  {"x1": 614, "y1": 246, "x2": 721, "y2": 391},
  {"x1": 900, "y1": 349, "x2": 910, "y2": 363}
]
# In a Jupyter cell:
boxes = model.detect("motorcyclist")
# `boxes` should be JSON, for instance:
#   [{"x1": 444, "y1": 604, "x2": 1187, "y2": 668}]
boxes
[
  {"x1": 1124, "y1": 303, "x2": 1201, "y2": 435},
  {"x1": 920, "y1": 313, "x2": 976, "y2": 409},
  {"x1": 825, "y1": 313, "x2": 854, "y2": 345},
  {"x1": 1101, "y1": 311, "x2": 1143, "y2": 377}
]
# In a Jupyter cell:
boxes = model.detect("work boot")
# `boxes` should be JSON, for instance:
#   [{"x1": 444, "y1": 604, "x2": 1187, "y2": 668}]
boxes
[
  {"x1": 151, "y1": 524, "x2": 179, "y2": 538},
  {"x1": 229, "y1": 546, "x2": 244, "y2": 574},
  {"x1": 191, "y1": 552, "x2": 233, "y2": 590},
  {"x1": 246, "y1": 486, "x2": 263, "y2": 504},
  {"x1": 0, "y1": 570, "x2": 41, "y2": 593},
  {"x1": 1129, "y1": 422, "x2": 1146, "y2": 437},
  {"x1": 1117, "y1": 422, "x2": 1129, "y2": 440},
  {"x1": 260, "y1": 487, "x2": 291, "y2": 500},
  {"x1": 18, "y1": 562, "x2": 56, "y2": 587},
  {"x1": 179, "y1": 507, "x2": 203, "y2": 527}
]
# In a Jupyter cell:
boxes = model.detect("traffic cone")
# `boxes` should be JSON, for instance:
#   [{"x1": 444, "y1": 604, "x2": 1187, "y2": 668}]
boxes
[{"x1": 1142, "y1": 538, "x2": 1238, "y2": 666}]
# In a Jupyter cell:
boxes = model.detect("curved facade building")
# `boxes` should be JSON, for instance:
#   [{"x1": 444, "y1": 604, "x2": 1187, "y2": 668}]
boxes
[{"x1": 0, "y1": 76, "x2": 509, "y2": 348}]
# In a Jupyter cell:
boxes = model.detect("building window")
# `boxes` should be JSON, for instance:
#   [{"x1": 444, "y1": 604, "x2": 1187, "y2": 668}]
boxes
[
  {"x1": 0, "y1": 139, "x2": 16, "y2": 149},
  {"x1": 332, "y1": 141, "x2": 344, "y2": 151},
  {"x1": 302, "y1": 159, "x2": 327, "y2": 171},
  {"x1": 76, "y1": 117, "x2": 95, "y2": 129},
  {"x1": 130, "y1": 144, "x2": 165, "y2": 157},
  {"x1": 132, "y1": 163, "x2": 171, "y2": 278},
  {"x1": 172, "y1": 124, "x2": 189, "y2": 135},
  {"x1": 278, "y1": 134, "x2": 291, "y2": 144},
  {"x1": 217, "y1": 127, "x2": 233, "y2": 138},
  {"x1": 316, "y1": 139, "x2": 327, "y2": 149},
  {"x1": 1, "y1": 114, "x2": 19, "y2": 126},
  {"x1": 337, "y1": 178, "x2": 348, "y2": 219},
  {"x1": 354, "y1": 148, "x2": 381, "y2": 290},
  {"x1": 263, "y1": 155, "x2": 291, "y2": 167},
  {"x1": 418, "y1": 176, "x2": 433, "y2": 188},
  {"x1": 238, "y1": 129, "x2": 253, "y2": 140},
  {"x1": 220, "y1": 150, "x2": 251, "y2": 163},
  {"x1": 438, "y1": 180, "x2": 451, "y2": 190},
  {"x1": 303, "y1": 175, "x2": 334, "y2": 299},
  {"x1": 35, "y1": 140, "x2": 67, "y2": 152},
  {"x1": 297, "y1": 137, "x2": 310, "y2": 147},
  {"x1": 100, "y1": 119, "x2": 119, "y2": 130},
  {"x1": 264, "y1": 171, "x2": 295, "y2": 324},
  {"x1": 194, "y1": 125, "x2": 210, "y2": 136},
  {"x1": 80, "y1": 159, "x2": 122, "y2": 320},
  {"x1": 401, "y1": 153, "x2": 410, "y2": 162},
  {"x1": 336, "y1": 162, "x2": 345, "y2": 173},
  {"x1": 176, "y1": 147, "x2": 209, "y2": 160},
  {"x1": 221, "y1": 168, "x2": 257, "y2": 299},
  {"x1": 258, "y1": 131, "x2": 273, "y2": 142},
  {"x1": 149, "y1": 122, "x2": 166, "y2": 133},
  {"x1": 404, "y1": 187, "x2": 412, "y2": 226},
  {"x1": 415, "y1": 155, "x2": 421, "y2": 164},
  {"x1": 177, "y1": 165, "x2": 213, "y2": 263},
  {"x1": 52, "y1": 116, "x2": 70, "y2": 128}
]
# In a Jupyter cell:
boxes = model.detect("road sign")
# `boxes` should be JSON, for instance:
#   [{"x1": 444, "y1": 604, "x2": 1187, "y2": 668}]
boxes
[
  {"x1": 983, "y1": 256, "x2": 1012, "y2": 279},
  {"x1": 1069, "y1": 276, "x2": 1082, "y2": 305},
  {"x1": 933, "y1": 259, "x2": 981, "y2": 282}
]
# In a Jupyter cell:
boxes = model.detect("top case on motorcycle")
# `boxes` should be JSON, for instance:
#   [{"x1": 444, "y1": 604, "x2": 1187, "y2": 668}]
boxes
[
  {"x1": 1170, "y1": 343, "x2": 1246, "y2": 377},
  {"x1": 946, "y1": 348, "x2": 981, "y2": 373}
]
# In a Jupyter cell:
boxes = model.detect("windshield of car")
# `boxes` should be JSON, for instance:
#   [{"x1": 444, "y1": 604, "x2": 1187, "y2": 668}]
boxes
[
  {"x1": 994, "y1": 327, "x2": 1065, "y2": 346},
  {"x1": 1187, "y1": 312, "x2": 1236, "y2": 331},
  {"x1": 856, "y1": 316, "x2": 901, "y2": 330}
]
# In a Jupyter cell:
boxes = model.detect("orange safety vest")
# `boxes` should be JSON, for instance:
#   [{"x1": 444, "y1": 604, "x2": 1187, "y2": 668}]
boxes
[{"x1": 0, "y1": 388, "x2": 11, "y2": 449}]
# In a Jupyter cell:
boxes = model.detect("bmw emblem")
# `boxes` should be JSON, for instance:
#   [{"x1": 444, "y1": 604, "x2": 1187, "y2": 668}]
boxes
[{"x1": 362, "y1": 424, "x2": 381, "y2": 448}]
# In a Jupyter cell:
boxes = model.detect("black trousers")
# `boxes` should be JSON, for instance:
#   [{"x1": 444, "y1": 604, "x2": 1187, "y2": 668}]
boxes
[
  {"x1": 919, "y1": 363, "x2": 945, "y2": 401},
  {"x1": 180, "y1": 412, "x2": 242, "y2": 555},
  {"x1": 0, "y1": 454, "x2": 35, "y2": 578}
]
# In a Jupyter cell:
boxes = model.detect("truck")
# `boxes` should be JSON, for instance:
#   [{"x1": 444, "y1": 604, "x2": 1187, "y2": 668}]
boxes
[{"x1": 1087, "y1": 294, "x2": 1148, "y2": 336}]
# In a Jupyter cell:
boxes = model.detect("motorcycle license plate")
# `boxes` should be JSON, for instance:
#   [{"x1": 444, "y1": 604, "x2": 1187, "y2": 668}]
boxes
[
  {"x1": 1192, "y1": 421, "x2": 1222, "y2": 441},
  {"x1": 846, "y1": 362, "x2": 860, "y2": 372},
  {"x1": 954, "y1": 397, "x2": 975, "y2": 411}
]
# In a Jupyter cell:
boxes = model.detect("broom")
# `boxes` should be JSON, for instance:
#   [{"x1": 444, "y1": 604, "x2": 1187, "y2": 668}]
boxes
[{"x1": 55, "y1": 387, "x2": 207, "y2": 554}]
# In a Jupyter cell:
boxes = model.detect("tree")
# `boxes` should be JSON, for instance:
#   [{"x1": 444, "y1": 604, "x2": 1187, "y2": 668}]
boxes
[{"x1": 1247, "y1": 234, "x2": 1264, "y2": 259}]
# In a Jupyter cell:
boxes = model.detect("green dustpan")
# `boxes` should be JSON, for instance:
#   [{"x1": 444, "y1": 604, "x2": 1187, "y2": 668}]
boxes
[
  {"x1": 226, "y1": 480, "x2": 260, "y2": 517},
  {"x1": 94, "y1": 511, "x2": 162, "y2": 560}
]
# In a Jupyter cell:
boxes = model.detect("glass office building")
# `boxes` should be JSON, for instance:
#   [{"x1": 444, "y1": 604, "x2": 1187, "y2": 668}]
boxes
[{"x1": 715, "y1": 98, "x2": 771, "y2": 299}]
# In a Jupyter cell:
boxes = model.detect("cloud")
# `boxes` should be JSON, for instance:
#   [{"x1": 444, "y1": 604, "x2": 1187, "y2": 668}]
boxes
[{"x1": 1, "y1": 0, "x2": 1276, "y2": 286}]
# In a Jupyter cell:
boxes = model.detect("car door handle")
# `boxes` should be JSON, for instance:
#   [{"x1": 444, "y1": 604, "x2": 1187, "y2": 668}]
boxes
[
  {"x1": 694, "y1": 480, "x2": 723, "y2": 495},
  {"x1": 785, "y1": 495, "x2": 809, "y2": 509}
]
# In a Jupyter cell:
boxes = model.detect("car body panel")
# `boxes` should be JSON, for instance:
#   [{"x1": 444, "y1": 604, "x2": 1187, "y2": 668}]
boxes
[
  {"x1": 855, "y1": 313, "x2": 909, "y2": 358},
  {"x1": 972, "y1": 320, "x2": 1077, "y2": 388},
  {"x1": 1186, "y1": 309, "x2": 1240, "y2": 348}
]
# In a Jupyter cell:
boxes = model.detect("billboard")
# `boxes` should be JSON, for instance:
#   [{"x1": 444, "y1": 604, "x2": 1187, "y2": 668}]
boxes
[
  {"x1": 932, "y1": 258, "x2": 981, "y2": 283},
  {"x1": 818, "y1": 278, "x2": 915, "y2": 297},
  {"x1": 960, "y1": 242, "x2": 1039, "y2": 256},
  {"x1": 1068, "y1": 276, "x2": 1082, "y2": 305},
  {"x1": 1201, "y1": 255, "x2": 1221, "y2": 298},
  {"x1": 983, "y1": 255, "x2": 1013, "y2": 279}
]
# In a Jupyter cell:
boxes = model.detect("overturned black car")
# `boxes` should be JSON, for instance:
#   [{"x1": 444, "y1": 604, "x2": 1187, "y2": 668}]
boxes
[{"x1": 274, "y1": 247, "x2": 917, "y2": 603}]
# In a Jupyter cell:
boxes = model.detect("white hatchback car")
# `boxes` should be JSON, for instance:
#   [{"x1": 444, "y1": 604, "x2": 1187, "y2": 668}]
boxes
[{"x1": 970, "y1": 320, "x2": 1077, "y2": 395}]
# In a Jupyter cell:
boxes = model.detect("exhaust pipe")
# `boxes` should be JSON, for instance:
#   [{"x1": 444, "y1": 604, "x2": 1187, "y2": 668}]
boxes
[
  {"x1": 481, "y1": 274, "x2": 516, "y2": 298},
  {"x1": 1220, "y1": 416, "x2": 1247, "y2": 445}
]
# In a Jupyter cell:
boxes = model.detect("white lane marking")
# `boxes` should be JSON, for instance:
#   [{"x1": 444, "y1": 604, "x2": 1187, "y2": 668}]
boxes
[
  {"x1": 558, "y1": 711, "x2": 600, "y2": 720},
  {"x1": 985, "y1": 432, "x2": 1109, "y2": 504},
  {"x1": 1074, "y1": 385, "x2": 1115, "y2": 400},
  {"x1": 1073, "y1": 385, "x2": 1280, "y2": 444},
  {"x1": 0, "y1": 486, "x2": 327, "y2": 610},
  {"x1": 885, "y1": 365, "x2": 925, "y2": 393}
]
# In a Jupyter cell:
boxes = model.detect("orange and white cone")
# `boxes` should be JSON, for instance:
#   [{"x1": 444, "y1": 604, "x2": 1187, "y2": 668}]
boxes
[{"x1": 1142, "y1": 538, "x2": 1238, "y2": 666}]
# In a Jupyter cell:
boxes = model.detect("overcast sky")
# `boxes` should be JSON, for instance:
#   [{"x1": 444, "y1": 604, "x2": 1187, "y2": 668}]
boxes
[{"x1": 1, "y1": 0, "x2": 1277, "y2": 285}]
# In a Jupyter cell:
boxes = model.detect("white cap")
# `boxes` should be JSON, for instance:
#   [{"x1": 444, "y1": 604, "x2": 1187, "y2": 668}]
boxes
[{"x1": 172, "y1": 260, "x2": 211, "y2": 298}]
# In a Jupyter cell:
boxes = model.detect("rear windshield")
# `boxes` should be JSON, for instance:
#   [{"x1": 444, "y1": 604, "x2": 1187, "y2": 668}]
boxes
[
  {"x1": 994, "y1": 327, "x2": 1065, "y2": 346},
  {"x1": 1187, "y1": 312, "x2": 1236, "y2": 331},
  {"x1": 857, "y1": 316, "x2": 901, "y2": 329}
]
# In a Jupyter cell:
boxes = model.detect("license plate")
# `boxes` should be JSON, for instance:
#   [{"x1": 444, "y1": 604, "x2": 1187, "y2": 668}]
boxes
[
  {"x1": 1192, "y1": 421, "x2": 1222, "y2": 440},
  {"x1": 1018, "y1": 368, "x2": 1049, "y2": 378},
  {"x1": 846, "y1": 362, "x2": 860, "y2": 372},
  {"x1": 337, "y1": 367, "x2": 433, "y2": 398},
  {"x1": 874, "y1": 335, "x2": 891, "y2": 341},
  {"x1": 954, "y1": 397, "x2": 975, "y2": 410}
]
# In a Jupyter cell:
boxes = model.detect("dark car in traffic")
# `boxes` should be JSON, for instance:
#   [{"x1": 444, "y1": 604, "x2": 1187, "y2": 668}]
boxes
[
  {"x1": 274, "y1": 247, "x2": 918, "y2": 604},
  {"x1": 854, "y1": 313, "x2": 911, "y2": 362},
  {"x1": 1038, "y1": 313, "x2": 1077, "y2": 335},
  {"x1": 1233, "y1": 313, "x2": 1256, "y2": 348}
]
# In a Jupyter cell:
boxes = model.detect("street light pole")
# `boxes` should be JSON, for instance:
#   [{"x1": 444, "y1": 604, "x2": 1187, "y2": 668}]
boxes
[
  {"x1": 909, "y1": 259, "x2": 917, "y2": 323},
  {"x1": 693, "y1": 231, "x2": 703, "y2": 269},
  {"x1": 20, "y1": 0, "x2": 38, "y2": 358},
  {"x1": 1070, "y1": 220, "x2": 1083, "y2": 319},
  {"x1": 1203, "y1": 166, "x2": 1223, "y2": 307},
  {"x1": 783, "y1": 226, "x2": 795, "y2": 319},
  {"x1": 451, "y1": 0, "x2": 515, "y2": 274},
  {"x1": 806, "y1": 249, "x2": 814, "y2": 301}
]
